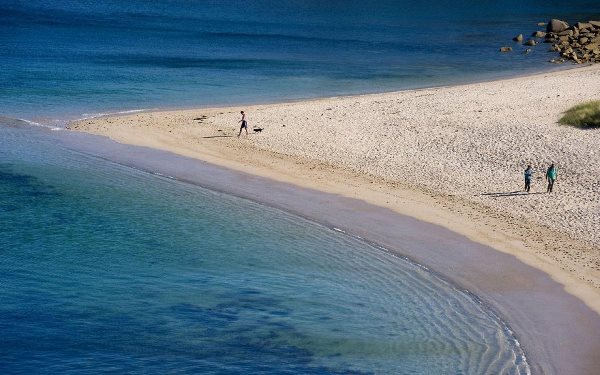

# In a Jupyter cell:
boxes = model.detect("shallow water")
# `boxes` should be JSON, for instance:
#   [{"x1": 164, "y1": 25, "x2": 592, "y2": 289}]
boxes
[
  {"x1": 2, "y1": 0, "x2": 599, "y2": 123},
  {"x1": 0, "y1": 121, "x2": 529, "y2": 373}
]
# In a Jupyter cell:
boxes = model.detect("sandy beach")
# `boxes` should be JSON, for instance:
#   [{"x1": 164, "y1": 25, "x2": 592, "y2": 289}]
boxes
[
  {"x1": 70, "y1": 64, "x2": 600, "y2": 304},
  {"x1": 66, "y1": 65, "x2": 600, "y2": 373}
]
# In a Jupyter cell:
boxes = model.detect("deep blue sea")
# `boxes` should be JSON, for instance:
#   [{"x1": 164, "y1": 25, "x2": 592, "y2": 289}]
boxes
[
  {"x1": 1, "y1": 2, "x2": 598, "y2": 373},
  {"x1": 1, "y1": 0, "x2": 599, "y2": 125}
]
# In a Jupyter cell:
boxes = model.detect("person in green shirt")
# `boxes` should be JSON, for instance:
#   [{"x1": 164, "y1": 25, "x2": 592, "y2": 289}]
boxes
[{"x1": 546, "y1": 163, "x2": 557, "y2": 193}]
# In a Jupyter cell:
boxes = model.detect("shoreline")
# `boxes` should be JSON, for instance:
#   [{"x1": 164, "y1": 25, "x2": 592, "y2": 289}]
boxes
[
  {"x1": 68, "y1": 64, "x2": 600, "y2": 305},
  {"x1": 51, "y1": 126, "x2": 599, "y2": 374},
  {"x1": 7, "y1": 61, "x2": 579, "y2": 129},
  {"x1": 66, "y1": 65, "x2": 600, "y2": 373}
]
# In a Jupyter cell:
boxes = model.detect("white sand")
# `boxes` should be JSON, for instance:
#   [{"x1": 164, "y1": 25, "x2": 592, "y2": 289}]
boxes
[{"x1": 69, "y1": 65, "x2": 600, "y2": 311}]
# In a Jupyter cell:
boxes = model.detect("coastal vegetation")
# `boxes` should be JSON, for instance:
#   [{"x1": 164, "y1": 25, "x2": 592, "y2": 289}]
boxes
[{"x1": 559, "y1": 100, "x2": 600, "y2": 128}]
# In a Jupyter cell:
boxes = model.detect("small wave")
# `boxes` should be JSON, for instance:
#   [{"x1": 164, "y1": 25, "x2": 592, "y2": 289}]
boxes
[
  {"x1": 15, "y1": 118, "x2": 62, "y2": 131},
  {"x1": 152, "y1": 172, "x2": 177, "y2": 180},
  {"x1": 201, "y1": 31, "x2": 369, "y2": 44},
  {"x1": 79, "y1": 108, "x2": 152, "y2": 121}
]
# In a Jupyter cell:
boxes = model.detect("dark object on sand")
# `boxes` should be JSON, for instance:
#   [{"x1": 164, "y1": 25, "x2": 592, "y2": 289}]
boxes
[{"x1": 253, "y1": 127, "x2": 264, "y2": 133}]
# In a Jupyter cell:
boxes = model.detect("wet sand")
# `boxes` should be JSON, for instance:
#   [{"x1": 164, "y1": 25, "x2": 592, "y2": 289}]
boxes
[{"x1": 52, "y1": 127, "x2": 600, "y2": 374}]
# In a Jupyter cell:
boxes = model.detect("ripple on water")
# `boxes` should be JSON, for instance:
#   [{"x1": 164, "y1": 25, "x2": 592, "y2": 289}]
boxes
[{"x1": 0, "y1": 124, "x2": 528, "y2": 374}]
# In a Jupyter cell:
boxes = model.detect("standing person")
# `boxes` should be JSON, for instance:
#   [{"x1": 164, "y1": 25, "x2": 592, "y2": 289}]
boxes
[
  {"x1": 524, "y1": 165, "x2": 533, "y2": 192},
  {"x1": 546, "y1": 163, "x2": 557, "y2": 193},
  {"x1": 237, "y1": 110, "x2": 248, "y2": 137}
]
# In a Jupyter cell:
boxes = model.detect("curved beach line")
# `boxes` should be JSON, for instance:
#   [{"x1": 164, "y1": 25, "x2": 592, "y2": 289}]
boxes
[{"x1": 49, "y1": 125, "x2": 600, "y2": 374}]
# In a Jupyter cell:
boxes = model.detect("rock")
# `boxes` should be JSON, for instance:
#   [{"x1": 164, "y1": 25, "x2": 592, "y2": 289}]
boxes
[
  {"x1": 499, "y1": 46, "x2": 512, "y2": 52},
  {"x1": 547, "y1": 19, "x2": 569, "y2": 33},
  {"x1": 524, "y1": 48, "x2": 532, "y2": 54},
  {"x1": 513, "y1": 34, "x2": 524, "y2": 42},
  {"x1": 557, "y1": 29, "x2": 574, "y2": 37},
  {"x1": 538, "y1": 22, "x2": 547, "y2": 26},
  {"x1": 575, "y1": 22, "x2": 592, "y2": 31},
  {"x1": 535, "y1": 18, "x2": 600, "y2": 64}
]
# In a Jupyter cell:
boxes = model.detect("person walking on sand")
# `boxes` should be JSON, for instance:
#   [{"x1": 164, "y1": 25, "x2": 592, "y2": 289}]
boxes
[
  {"x1": 546, "y1": 163, "x2": 557, "y2": 193},
  {"x1": 524, "y1": 165, "x2": 533, "y2": 192},
  {"x1": 238, "y1": 110, "x2": 248, "y2": 137}
]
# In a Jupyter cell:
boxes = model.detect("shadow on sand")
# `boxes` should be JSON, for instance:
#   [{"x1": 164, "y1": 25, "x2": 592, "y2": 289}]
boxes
[
  {"x1": 478, "y1": 191, "x2": 546, "y2": 197},
  {"x1": 202, "y1": 135, "x2": 234, "y2": 139}
]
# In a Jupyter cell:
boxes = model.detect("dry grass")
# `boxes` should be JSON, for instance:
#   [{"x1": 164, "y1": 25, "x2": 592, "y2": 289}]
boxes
[{"x1": 559, "y1": 100, "x2": 600, "y2": 128}]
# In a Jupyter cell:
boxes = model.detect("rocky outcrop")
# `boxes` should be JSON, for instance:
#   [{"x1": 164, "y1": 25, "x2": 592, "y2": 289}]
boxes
[
  {"x1": 544, "y1": 19, "x2": 600, "y2": 64},
  {"x1": 506, "y1": 19, "x2": 600, "y2": 64}
]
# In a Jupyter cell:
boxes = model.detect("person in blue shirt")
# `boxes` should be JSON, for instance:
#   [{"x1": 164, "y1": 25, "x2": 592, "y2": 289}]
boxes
[
  {"x1": 546, "y1": 163, "x2": 557, "y2": 193},
  {"x1": 524, "y1": 165, "x2": 533, "y2": 192}
]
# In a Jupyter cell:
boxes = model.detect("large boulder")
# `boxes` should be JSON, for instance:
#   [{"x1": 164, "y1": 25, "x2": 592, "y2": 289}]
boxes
[
  {"x1": 547, "y1": 19, "x2": 569, "y2": 33},
  {"x1": 532, "y1": 31, "x2": 546, "y2": 38},
  {"x1": 524, "y1": 39, "x2": 537, "y2": 46},
  {"x1": 513, "y1": 34, "x2": 523, "y2": 42},
  {"x1": 589, "y1": 21, "x2": 600, "y2": 28},
  {"x1": 499, "y1": 46, "x2": 513, "y2": 52}
]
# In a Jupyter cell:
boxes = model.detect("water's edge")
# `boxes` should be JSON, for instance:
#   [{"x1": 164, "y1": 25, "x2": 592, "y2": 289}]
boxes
[
  {"x1": 14, "y1": 62, "x2": 581, "y2": 128},
  {"x1": 47, "y1": 125, "x2": 600, "y2": 375},
  {"x1": 63, "y1": 134, "x2": 531, "y2": 372}
]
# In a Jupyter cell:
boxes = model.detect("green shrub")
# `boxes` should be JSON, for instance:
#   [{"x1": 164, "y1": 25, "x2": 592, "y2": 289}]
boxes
[{"x1": 559, "y1": 100, "x2": 600, "y2": 128}]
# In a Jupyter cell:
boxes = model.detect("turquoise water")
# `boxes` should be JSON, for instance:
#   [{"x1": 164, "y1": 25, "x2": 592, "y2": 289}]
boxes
[
  {"x1": 0, "y1": 121, "x2": 529, "y2": 373},
  {"x1": 2, "y1": 0, "x2": 599, "y2": 124}
]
